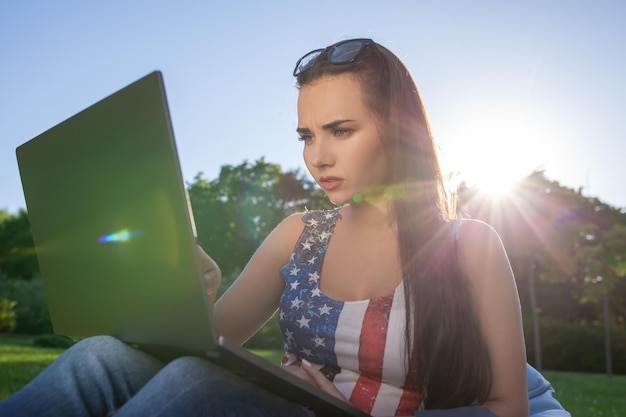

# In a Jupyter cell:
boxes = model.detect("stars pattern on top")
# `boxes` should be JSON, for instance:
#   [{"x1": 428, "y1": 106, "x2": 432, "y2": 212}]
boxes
[
  {"x1": 318, "y1": 304, "x2": 332, "y2": 315},
  {"x1": 290, "y1": 297, "x2": 303, "y2": 309},
  {"x1": 296, "y1": 315, "x2": 311, "y2": 328},
  {"x1": 319, "y1": 231, "x2": 331, "y2": 241},
  {"x1": 284, "y1": 328, "x2": 294, "y2": 343},
  {"x1": 279, "y1": 209, "x2": 342, "y2": 365},
  {"x1": 313, "y1": 336, "x2": 326, "y2": 347}
]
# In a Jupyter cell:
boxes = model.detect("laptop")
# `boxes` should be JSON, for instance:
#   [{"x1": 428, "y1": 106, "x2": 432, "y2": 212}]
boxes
[{"x1": 16, "y1": 71, "x2": 369, "y2": 417}]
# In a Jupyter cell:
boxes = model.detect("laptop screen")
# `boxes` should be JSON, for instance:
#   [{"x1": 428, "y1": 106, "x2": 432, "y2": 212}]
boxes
[{"x1": 16, "y1": 72, "x2": 216, "y2": 352}]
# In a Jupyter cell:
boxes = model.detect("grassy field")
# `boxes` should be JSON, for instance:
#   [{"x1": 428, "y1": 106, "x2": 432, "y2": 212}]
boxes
[
  {"x1": 0, "y1": 334, "x2": 67, "y2": 401},
  {"x1": 543, "y1": 370, "x2": 625, "y2": 417},
  {"x1": 1, "y1": 334, "x2": 625, "y2": 416}
]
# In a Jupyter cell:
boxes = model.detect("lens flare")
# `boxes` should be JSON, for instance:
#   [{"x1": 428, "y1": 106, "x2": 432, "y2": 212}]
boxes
[{"x1": 98, "y1": 229, "x2": 144, "y2": 243}]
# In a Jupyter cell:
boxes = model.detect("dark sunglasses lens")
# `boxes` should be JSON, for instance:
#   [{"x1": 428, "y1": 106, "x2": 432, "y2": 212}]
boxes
[
  {"x1": 294, "y1": 50, "x2": 323, "y2": 76},
  {"x1": 328, "y1": 40, "x2": 367, "y2": 64}
]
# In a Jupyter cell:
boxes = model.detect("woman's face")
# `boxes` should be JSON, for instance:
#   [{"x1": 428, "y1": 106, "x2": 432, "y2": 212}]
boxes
[{"x1": 297, "y1": 74, "x2": 388, "y2": 205}]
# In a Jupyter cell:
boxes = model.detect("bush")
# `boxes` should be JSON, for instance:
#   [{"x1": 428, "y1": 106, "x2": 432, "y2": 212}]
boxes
[
  {"x1": 0, "y1": 275, "x2": 52, "y2": 334},
  {"x1": 0, "y1": 297, "x2": 17, "y2": 332},
  {"x1": 32, "y1": 334, "x2": 74, "y2": 349},
  {"x1": 525, "y1": 315, "x2": 626, "y2": 374}
]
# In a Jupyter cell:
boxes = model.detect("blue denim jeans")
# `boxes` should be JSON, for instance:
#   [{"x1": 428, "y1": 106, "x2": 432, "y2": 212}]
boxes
[{"x1": 0, "y1": 336, "x2": 315, "y2": 417}]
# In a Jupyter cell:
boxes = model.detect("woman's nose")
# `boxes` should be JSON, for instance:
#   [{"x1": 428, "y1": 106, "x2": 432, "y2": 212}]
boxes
[{"x1": 306, "y1": 140, "x2": 334, "y2": 168}]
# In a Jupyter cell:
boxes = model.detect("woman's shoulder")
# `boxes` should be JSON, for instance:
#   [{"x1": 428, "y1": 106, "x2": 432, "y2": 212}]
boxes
[
  {"x1": 269, "y1": 208, "x2": 340, "y2": 240},
  {"x1": 453, "y1": 218, "x2": 508, "y2": 277},
  {"x1": 282, "y1": 208, "x2": 342, "y2": 228},
  {"x1": 271, "y1": 212, "x2": 306, "y2": 237},
  {"x1": 261, "y1": 209, "x2": 339, "y2": 258},
  {"x1": 454, "y1": 218, "x2": 500, "y2": 243}
]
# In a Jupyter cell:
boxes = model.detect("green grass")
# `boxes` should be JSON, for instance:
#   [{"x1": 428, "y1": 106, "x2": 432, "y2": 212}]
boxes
[
  {"x1": 543, "y1": 370, "x2": 626, "y2": 417},
  {"x1": 0, "y1": 334, "x2": 67, "y2": 400},
  {"x1": 2, "y1": 334, "x2": 625, "y2": 416}
]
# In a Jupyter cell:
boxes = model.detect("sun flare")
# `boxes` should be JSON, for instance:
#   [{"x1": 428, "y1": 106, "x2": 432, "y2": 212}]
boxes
[
  {"x1": 467, "y1": 169, "x2": 520, "y2": 198},
  {"x1": 440, "y1": 100, "x2": 552, "y2": 199}
]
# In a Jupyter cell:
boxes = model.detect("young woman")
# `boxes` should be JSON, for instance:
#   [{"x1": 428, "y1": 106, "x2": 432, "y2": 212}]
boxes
[{"x1": 0, "y1": 38, "x2": 569, "y2": 417}]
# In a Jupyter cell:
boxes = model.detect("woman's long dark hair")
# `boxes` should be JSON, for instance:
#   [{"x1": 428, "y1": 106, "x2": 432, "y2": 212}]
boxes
[{"x1": 296, "y1": 40, "x2": 492, "y2": 408}]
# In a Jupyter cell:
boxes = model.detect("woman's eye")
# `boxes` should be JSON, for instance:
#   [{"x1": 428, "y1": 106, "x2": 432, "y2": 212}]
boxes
[
  {"x1": 298, "y1": 135, "x2": 313, "y2": 143},
  {"x1": 334, "y1": 128, "x2": 351, "y2": 137}
]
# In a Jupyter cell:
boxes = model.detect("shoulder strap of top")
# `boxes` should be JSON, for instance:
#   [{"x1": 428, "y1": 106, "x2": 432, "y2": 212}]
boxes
[{"x1": 291, "y1": 208, "x2": 342, "y2": 261}]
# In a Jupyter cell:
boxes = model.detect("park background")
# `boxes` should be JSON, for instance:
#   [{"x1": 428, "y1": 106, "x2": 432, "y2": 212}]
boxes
[{"x1": 1, "y1": 1, "x2": 625, "y2": 415}]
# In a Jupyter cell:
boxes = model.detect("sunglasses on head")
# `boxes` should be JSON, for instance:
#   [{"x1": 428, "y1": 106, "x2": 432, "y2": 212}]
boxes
[{"x1": 293, "y1": 38, "x2": 374, "y2": 77}]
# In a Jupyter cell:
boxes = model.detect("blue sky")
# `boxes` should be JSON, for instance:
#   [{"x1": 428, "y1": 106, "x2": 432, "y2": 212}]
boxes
[{"x1": 2, "y1": 1, "x2": 625, "y2": 214}]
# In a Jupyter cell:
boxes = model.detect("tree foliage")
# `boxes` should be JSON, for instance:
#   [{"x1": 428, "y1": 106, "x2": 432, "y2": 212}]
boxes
[
  {"x1": 0, "y1": 209, "x2": 38, "y2": 280},
  {"x1": 458, "y1": 170, "x2": 626, "y2": 372}
]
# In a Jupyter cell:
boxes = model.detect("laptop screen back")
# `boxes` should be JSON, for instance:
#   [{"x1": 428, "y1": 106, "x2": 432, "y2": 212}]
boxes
[{"x1": 16, "y1": 72, "x2": 216, "y2": 353}]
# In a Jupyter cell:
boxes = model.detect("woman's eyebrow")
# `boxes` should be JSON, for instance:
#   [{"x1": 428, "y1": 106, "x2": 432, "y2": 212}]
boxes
[
  {"x1": 296, "y1": 119, "x2": 355, "y2": 134},
  {"x1": 322, "y1": 119, "x2": 354, "y2": 130}
]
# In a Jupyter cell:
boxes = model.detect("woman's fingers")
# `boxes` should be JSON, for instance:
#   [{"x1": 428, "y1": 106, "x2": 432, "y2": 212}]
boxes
[
  {"x1": 300, "y1": 360, "x2": 348, "y2": 402},
  {"x1": 282, "y1": 364, "x2": 317, "y2": 385},
  {"x1": 196, "y1": 245, "x2": 221, "y2": 296}
]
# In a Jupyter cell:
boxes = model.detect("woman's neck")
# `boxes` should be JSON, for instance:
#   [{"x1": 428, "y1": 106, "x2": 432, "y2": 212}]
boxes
[{"x1": 342, "y1": 197, "x2": 396, "y2": 230}]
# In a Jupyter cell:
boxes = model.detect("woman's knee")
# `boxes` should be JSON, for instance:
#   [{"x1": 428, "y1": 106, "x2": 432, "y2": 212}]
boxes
[
  {"x1": 156, "y1": 356, "x2": 251, "y2": 398},
  {"x1": 159, "y1": 356, "x2": 220, "y2": 383},
  {"x1": 62, "y1": 336, "x2": 163, "y2": 383},
  {"x1": 46, "y1": 335, "x2": 126, "y2": 374},
  {"x1": 115, "y1": 356, "x2": 309, "y2": 417},
  {"x1": 69, "y1": 335, "x2": 127, "y2": 357}
]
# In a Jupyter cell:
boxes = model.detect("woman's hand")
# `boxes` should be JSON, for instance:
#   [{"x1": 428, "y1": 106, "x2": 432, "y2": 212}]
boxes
[
  {"x1": 283, "y1": 360, "x2": 348, "y2": 403},
  {"x1": 196, "y1": 245, "x2": 221, "y2": 302},
  {"x1": 284, "y1": 360, "x2": 412, "y2": 416}
]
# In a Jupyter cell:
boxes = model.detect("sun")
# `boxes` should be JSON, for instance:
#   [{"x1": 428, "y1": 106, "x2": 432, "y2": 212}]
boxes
[
  {"x1": 439, "y1": 100, "x2": 552, "y2": 199},
  {"x1": 465, "y1": 169, "x2": 520, "y2": 198}
]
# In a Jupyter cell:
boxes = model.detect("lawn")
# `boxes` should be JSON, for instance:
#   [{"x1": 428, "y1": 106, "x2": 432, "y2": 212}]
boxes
[
  {"x1": 543, "y1": 370, "x2": 625, "y2": 417},
  {"x1": 1, "y1": 333, "x2": 625, "y2": 416},
  {"x1": 0, "y1": 334, "x2": 67, "y2": 401}
]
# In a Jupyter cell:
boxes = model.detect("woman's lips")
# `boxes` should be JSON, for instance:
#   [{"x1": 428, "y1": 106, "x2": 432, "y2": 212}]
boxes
[{"x1": 319, "y1": 176, "x2": 343, "y2": 191}]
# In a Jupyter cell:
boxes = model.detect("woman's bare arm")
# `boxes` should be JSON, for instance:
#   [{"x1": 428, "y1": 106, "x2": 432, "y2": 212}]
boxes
[
  {"x1": 457, "y1": 219, "x2": 529, "y2": 417},
  {"x1": 213, "y1": 213, "x2": 305, "y2": 345}
]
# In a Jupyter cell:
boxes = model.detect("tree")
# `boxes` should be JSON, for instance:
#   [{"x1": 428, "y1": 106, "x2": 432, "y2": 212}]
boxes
[
  {"x1": 576, "y1": 223, "x2": 626, "y2": 376},
  {"x1": 0, "y1": 209, "x2": 39, "y2": 280},
  {"x1": 459, "y1": 170, "x2": 626, "y2": 373}
]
